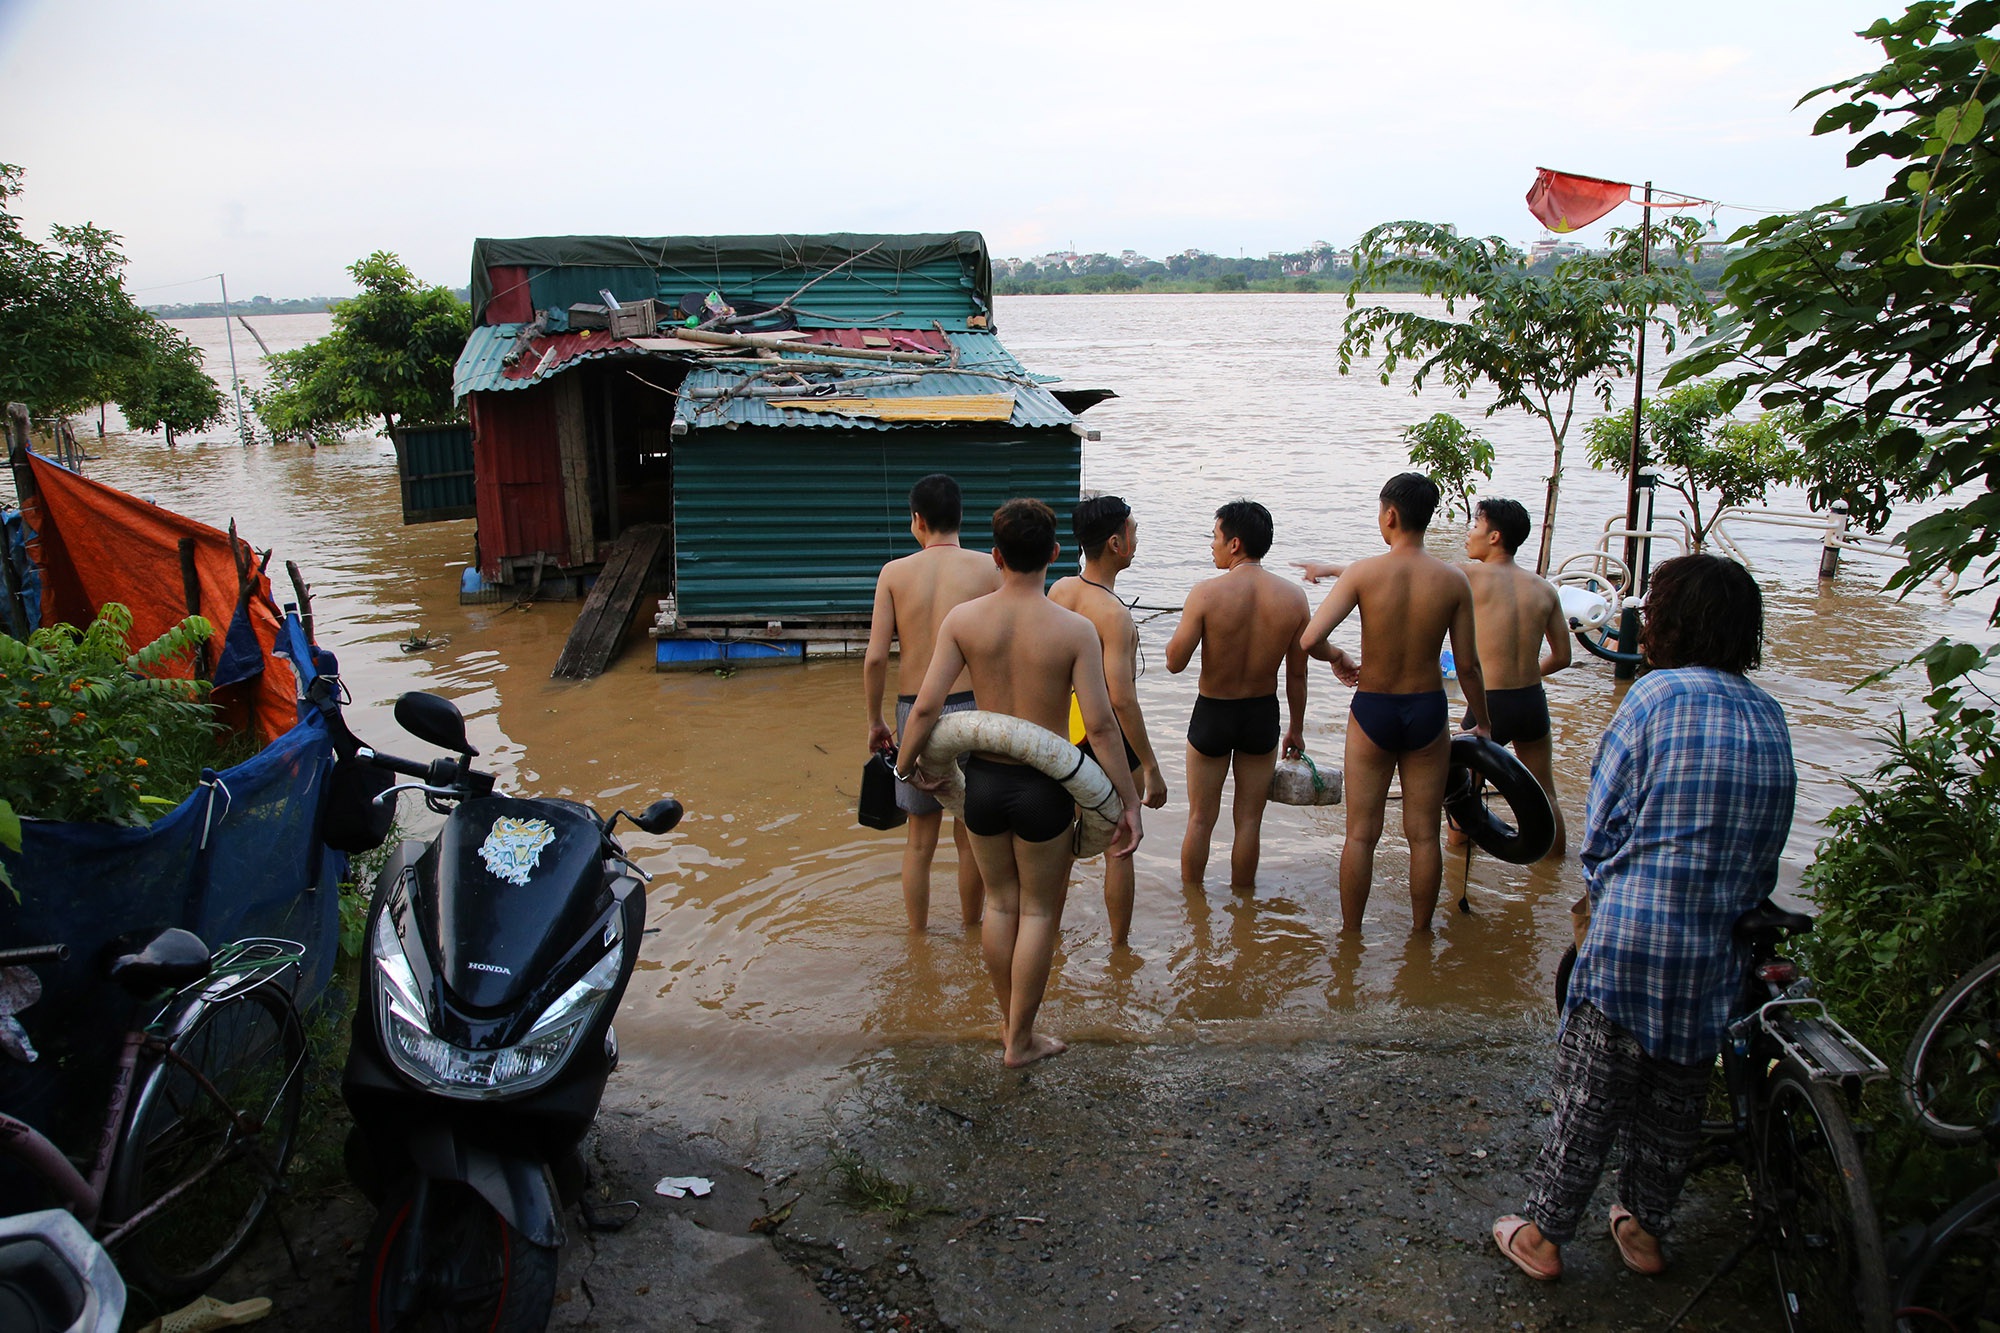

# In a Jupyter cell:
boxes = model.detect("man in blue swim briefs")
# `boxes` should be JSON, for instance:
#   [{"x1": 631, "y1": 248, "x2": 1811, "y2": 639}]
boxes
[
  {"x1": 1301, "y1": 473, "x2": 1489, "y2": 933},
  {"x1": 897, "y1": 499, "x2": 1143, "y2": 1068},
  {"x1": 1457, "y1": 498, "x2": 1572, "y2": 857},
  {"x1": 1165, "y1": 500, "x2": 1310, "y2": 894}
]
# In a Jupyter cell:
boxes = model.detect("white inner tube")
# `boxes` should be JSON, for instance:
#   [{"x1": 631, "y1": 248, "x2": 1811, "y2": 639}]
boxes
[{"x1": 915, "y1": 710, "x2": 1124, "y2": 858}]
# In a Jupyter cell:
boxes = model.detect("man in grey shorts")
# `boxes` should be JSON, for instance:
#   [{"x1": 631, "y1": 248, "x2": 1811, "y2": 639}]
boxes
[
  {"x1": 865, "y1": 473, "x2": 1003, "y2": 932},
  {"x1": 893, "y1": 691, "x2": 979, "y2": 818}
]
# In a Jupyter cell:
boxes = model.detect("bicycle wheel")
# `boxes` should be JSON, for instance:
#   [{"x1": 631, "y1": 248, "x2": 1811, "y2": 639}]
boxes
[
  {"x1": 358, "y1": 1176, "x2": 558, "y2": 1333},
  {"x1": 1758, "y1": 1058, "x2": 1892, "y2": 1332},
  {"x1": 1894, "y1": 1178, "x2": 2000, "y2": 1332},
  {"x1": 105, "y1": 981, "x2": 305, "y2": 1303},
  {"x1": 1903, "y1": 950, "x2": 2000, "y2": 1145}
]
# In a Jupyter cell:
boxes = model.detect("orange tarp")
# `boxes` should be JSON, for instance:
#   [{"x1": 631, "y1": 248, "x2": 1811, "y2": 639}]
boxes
[{"x1": 22, "y1": 453, "x2": 297, "y2": 743}]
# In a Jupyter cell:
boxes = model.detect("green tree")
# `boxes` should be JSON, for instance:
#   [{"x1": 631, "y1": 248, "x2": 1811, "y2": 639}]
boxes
[
  {"x1": 1338, "y1": 219, "x2": 1709, "y2": 573},
  {"x1": 1667, "y1": 1, "x2": 2000, "y2": 609},
  {"x1": 1401, "y1": 412, "x2": 1495, "y2": 524},
  {"x1": 0, "y1": 163, "x2": 154, "y2": 415},
  {"x1": 1583, "y1": 381, "x2": 1799, "y2": 549},
  {"x1": 115, "y1": 323, "x2": 224, "y2": 447},
  {"x1": 253, "y1": 252, "x2": 469, "y2": 441}
]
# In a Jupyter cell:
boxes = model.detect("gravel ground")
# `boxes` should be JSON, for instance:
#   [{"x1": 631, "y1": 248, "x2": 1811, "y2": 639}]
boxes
[{"x1": 215, "y1": 1015, "x2": 1776, "y2": 1331}]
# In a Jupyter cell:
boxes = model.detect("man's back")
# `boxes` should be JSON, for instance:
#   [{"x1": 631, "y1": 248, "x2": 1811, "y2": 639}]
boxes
[
  {"x1": 1465, "y1": 561, "x2": 1561, "y2": 691},
  {"x1": 1348, "y1": 549, "x2": 1472, "y2": 693},
  {"x1": 1187, "y1": 567, "x2": 1309, "y2": 698},
  {"x1": 884, "y1": 546, "x2": 1001, "y2": 693},
  {"x1": 944, "y1": 590, "x2": 1095, "y2": 735}
]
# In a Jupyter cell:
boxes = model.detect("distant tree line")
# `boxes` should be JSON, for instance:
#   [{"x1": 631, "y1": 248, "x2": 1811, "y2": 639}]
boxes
[
  {"x1": 144, "y1": 287, "x2": 470, "y2": 320},
  {"x1": 996, "y1": 244, "x2": 1738, "y2": 296}
]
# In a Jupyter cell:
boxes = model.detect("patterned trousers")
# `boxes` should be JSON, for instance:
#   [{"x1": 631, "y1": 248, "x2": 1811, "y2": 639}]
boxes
[{"x1": 1521, "y1": 1001, "x2": 1712, "y2": 1245}]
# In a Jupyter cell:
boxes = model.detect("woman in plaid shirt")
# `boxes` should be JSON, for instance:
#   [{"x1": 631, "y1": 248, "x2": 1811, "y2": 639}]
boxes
[{"x1": 1493, "y1": 554, "x2": 1795, "y2": 1281}]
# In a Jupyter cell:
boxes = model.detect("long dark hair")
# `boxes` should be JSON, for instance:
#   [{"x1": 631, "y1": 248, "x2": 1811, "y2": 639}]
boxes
[{"x1": 1640, "y1": 553, "x2": 1764, "y2": 673}]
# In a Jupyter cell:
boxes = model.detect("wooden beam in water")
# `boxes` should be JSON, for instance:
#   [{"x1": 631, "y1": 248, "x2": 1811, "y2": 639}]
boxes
[{"x1": 552, "y1": 524, "x2": 669, "y2": 681}]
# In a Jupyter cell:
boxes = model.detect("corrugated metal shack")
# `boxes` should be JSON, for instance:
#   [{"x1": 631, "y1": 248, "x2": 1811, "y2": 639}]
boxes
[{"x1": 428, "y1": 232, "x2": 1107, "y2": 671}]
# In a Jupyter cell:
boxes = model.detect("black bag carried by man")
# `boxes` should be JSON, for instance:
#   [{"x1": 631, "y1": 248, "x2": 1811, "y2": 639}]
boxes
[{"x1": 858, "y1": 748, "x2": 907, "y2": 830}]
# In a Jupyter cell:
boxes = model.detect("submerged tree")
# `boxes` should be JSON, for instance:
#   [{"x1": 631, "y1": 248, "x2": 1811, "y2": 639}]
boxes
[
  {"x1": 0, "y1": 163, "x2": 154, "y2": 416},
  {"x1": 1401, "y1": 412, "x2": 1495, "y2": 524},
  {"x1": 254, "y1": 252, "x2": 469, "y2": 441},
  {"x1": 115, "y1": 323, "x2": 224, "y2": 447},
  {"x1": 1583, "y1": 381, "x2": 1798, "y2": 550},
  {"x1": 1668, "y1": 0, "x2": 2000, "y2": 612},
  {"x1": 1338, "y1": 220, "x2": 1709, "y2": 573}
]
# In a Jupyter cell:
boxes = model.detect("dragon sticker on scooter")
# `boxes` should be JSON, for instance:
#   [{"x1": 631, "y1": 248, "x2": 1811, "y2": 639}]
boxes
[{"x1": 479, "y1": 816, "x2": 556, "y2": 885}]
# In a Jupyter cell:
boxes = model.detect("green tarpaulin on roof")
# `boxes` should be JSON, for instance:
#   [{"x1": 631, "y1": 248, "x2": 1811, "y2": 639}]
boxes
[{"x1": 469, "y1": 232, "x2": 992, "y2": 327}]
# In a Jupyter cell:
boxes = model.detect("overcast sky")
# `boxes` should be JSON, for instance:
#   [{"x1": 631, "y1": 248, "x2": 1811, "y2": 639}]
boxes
[{"x1": 0, "y1": 0, "x2": 1901, "y2": 300}]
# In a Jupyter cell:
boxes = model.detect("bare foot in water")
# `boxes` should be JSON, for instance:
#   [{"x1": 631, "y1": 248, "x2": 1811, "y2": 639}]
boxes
[{"x1": 1003, "y1": 1033, "x2": 1068, "y2": 1067}]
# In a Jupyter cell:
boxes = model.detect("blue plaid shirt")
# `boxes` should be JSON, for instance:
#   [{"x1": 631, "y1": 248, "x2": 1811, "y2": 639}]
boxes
[{"x1": 1565, "y1": 667, "x2": 1796, "y2": 1066}]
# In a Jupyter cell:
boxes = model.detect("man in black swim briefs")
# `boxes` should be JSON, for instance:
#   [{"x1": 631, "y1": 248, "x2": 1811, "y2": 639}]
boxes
[
  {"x1": 1454, "y1": 497, "x2": 1572, "y2": 857},
  {"x1": 897, "y1": 499, "x2": 1142, "y2": 1068},
  {"x1": 1301, "y1": 474, "x2": 1488, "y2": 933},
  {"x1": 1051, "y1": 494, "x2": 1170, "y2": 947},
  {"x1": 1166, "y1": 500, "x2": 1310, "y2": 894}
]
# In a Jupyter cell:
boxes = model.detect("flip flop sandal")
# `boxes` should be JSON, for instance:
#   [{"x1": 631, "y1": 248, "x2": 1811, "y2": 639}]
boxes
[
  {"x1": 1609, "y1": 1203, "x2": 1667, "y2": 1275},
  {"x1": 1492, "y1": 1214, "x2": 1560, "y2": 1281},
  {"x1": 137, "y1": 1294, "x2": 274, "y2": 1333}
]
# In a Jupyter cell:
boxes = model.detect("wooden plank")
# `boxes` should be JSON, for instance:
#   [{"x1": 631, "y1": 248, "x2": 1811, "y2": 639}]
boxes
[
  {"x1": 554, "y1": 377, "x2": 595, "y2": 567},
  {"x1": 552, "y1": 523, "x2": 668, "y2": 680}
]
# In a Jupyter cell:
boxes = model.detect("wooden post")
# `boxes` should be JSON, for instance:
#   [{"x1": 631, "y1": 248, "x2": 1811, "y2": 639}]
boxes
[
  {"x1": 178, "y1": 536, "x2": 211, "y2": 679},
  {"x1": 286, "y1": 560, "x2": 315, "y2": 642}
]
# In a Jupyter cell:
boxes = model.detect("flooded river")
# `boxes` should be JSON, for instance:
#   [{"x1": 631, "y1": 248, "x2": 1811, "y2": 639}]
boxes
[{"x1": 16, "y1": 295, "x2": 1985, "y2": 1122}]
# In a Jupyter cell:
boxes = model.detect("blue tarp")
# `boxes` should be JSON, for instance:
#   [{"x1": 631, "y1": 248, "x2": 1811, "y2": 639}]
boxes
[
  {"x1": 0, "y1": 610, "x2": 343, "y2": 1162},
  {"x1": 1, "y1": 509, "x2": 39, "y2": 638}
]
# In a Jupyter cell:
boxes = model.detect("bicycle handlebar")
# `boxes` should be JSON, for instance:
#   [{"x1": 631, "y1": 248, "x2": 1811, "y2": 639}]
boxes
[{"x1": 0, "y1": 944, "x2": 69, "y2": 965}]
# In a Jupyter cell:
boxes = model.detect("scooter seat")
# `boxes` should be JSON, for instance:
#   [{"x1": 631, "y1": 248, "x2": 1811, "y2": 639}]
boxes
[{"x1": 107, "y1": 928, "x2": 211, "y2": 997}]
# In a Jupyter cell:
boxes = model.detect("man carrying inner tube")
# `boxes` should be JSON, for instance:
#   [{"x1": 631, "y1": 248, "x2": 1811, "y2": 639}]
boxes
[
  {"x1": 1455, "y1": 497, "x2": 1572, "y2": 858},
  {"x1": 898, "y1": 499, "x2": 1143, "y2": 1067},
  {"x1": 1300, "y1": 473, "x2": 1489, "y2": 934},
  {"x1": 1492, "y1": 554, "x2": 1795, "y2": 1282}
]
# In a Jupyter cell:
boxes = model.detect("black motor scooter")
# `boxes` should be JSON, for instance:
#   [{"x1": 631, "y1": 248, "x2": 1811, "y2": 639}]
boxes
[{"x1": 333, "y1": 690, "x2": 680, "y2": 1331}]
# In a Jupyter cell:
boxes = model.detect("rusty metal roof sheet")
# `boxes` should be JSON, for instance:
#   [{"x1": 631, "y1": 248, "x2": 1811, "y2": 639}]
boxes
[{"x1": 673, "y1": 333, "x2": 1075, "y2": 432}]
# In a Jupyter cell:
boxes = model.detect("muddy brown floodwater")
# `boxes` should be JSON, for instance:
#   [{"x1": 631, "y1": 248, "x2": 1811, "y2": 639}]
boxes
[{"x1": 20, "y1": 294, "x2": 1983, "y2": 1328}]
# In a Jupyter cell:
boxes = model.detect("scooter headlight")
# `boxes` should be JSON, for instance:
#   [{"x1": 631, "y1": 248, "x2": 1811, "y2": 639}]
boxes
[{"x1": 373, "y1": 906, "x2": 624, "y2": 1101}]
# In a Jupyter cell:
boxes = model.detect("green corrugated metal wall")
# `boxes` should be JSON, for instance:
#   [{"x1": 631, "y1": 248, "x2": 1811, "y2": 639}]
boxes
[
  {"x1": 523, "y1": 259, "x2": 981, "y2": 331},
  {"x1": 673, "y1": 428, "x2": 1081, "y2": 616},
  {"x1": 394, "y1": 423, "x2": 476, "y2": 523}
]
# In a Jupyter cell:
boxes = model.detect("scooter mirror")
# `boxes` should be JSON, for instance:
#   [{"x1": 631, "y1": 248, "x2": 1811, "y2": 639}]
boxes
[
  {"x1": 633, "y1": 797, "x2": 684, "y2": 835},
  {"x1": 393, "y1": 691, "x2": 478, "y2": 756}
]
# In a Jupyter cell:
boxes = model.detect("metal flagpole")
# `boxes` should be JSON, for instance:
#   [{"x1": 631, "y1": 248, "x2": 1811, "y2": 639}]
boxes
[
  {"x1": 1614, "y1": 182, "x2": 1654, "y2": 682},
  {"x1": 218, "y1": 273, "x2": 249, "y2": 444}
]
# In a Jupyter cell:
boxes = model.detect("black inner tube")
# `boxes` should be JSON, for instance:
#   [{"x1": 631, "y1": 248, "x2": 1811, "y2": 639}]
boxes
[{"x1": 1442, "y1": 734, "x2": 1556, "y2": 864}]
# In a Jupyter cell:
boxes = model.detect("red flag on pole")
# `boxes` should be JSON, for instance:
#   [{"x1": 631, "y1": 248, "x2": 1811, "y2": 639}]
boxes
[{"x1": 1526, "y1": 168, "x2": 1633, "y2": 233}]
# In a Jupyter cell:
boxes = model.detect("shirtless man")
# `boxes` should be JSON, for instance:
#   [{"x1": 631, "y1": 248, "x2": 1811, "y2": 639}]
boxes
[
  {"x1": 1166, "y1": 500, "x2": 1310, "y2": 894},
  {"x1": 1050, "y1": 495, "x2": 1169, "y2": 946},
  {"x1": 1457, "y1": 498, "x2": 1571, "y2": 855},
  {"x1": 1300, "y1": 473, "x2": 1488, "y2": 933},
  {"x1": 865, "y1": 473, "x2": 1002, "y2": 933},
  {"x1": 898, "y1": 499, "x2": 1143, "y2": 1066}
]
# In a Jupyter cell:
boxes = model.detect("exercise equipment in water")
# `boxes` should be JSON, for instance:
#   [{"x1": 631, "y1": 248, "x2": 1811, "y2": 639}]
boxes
[
  {"x1": 1443, "y1": 733, "x2": 1556, "y2": 864},
  {"x1": 915, "y1": 710, "x2": 1125, "y2": 857}
]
